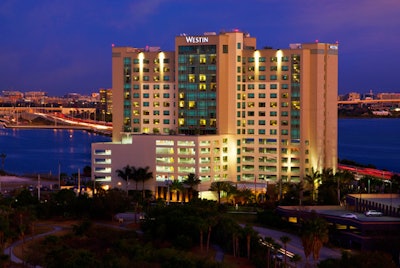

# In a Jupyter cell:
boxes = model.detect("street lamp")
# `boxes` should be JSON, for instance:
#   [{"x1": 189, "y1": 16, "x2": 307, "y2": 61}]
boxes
[
  {"x1": 384, "y1": 180, "x2": 392, "y2": 208},
  {"x1": 165, "y1": 179, "x2": 172, "y2": 205}
]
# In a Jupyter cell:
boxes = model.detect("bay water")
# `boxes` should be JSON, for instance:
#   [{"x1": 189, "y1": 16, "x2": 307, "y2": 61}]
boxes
[
  {"x1": 0, "y1": 118, "x2": 398, "y2": 176},
  {"x1": 0, "y1": 128, "x2": 111, "y2": 176}
]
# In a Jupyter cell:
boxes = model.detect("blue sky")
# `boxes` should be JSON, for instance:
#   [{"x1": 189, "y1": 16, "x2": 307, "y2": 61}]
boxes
[{"x1": 1, "y1": 0, "x2": 399, "y2": 96}]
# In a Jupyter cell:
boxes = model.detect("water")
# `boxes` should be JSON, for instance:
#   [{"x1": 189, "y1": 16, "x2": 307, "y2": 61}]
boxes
[
  {"x1": 0, "y1": 128, "x2": 111, "y2": 176},
  {"x1": 338, "y1": 118, "x2": 400, "y2": 172},
  {"x1": 0, "y1": 119, "x2": 398, "y2": 176}
]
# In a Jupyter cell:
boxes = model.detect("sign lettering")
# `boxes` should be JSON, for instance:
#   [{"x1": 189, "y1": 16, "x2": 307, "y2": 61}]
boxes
[{"x1": 185, "y1": 36, "x2": 209, "y2": 44}]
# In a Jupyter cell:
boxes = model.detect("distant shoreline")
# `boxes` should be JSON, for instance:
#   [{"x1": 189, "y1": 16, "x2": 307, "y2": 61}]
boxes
[{"x1": 2, "y1": 123, "x2": 112, "y2": 136}]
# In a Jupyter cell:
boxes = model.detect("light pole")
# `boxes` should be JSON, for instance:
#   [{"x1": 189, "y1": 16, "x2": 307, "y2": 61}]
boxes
[
  {"x1": 165, "y1": 179, "x2": 172, "y2": 205},
  {"x1": 384, "y1": 180, "x2": 393, "y2": 208}
]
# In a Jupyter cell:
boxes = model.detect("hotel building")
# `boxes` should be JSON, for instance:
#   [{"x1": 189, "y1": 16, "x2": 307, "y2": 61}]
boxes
[{"x1": 92, "y1": 30, "x2": 338, "y2": 200}]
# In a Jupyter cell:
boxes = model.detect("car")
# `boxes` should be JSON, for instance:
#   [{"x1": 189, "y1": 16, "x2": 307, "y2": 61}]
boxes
[
  {"x1": 340, "y1": 213, "x2": 358, "y2": 219},
  {"x1": 364, "y1": 210, "x2": 383, "y2": 217}
]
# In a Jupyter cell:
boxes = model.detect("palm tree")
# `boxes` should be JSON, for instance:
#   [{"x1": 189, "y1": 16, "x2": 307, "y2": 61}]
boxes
[
  {"x1": 271, "y1": 241, "x2": 282, "y2": 268},
  {"x1": 131, "y1": 166, "x2": 140, "y2": 195},
  {"x1": 137, "y1": 166, "x2": 153, "y2": 201},
  {"x1": 304, "y1": 167, "x2": 321, "y2": 204},
  {"x1": 280, "y1": 235, "x2": 291, "y2": 267},
  {"x1": 116, "y1": 165, "x2": 133, "y2": 195},
  {"x1": 242, "y1": 224, "x2": 257, "y2": 259},
  {"x1": 209, "y1": 181, "x2": 233, "y2": 204},
  {"x1": 263, "y1": 236, "x2": 275, "y2": 268},
  {"x1": 170, "y1": 179, "x2": 184, "y2": 202},
  {"x1": 234, "y1": 188, "x2": 254, "y2": 205},
  {"x1": 300, "y1": 212, "x2": 329, "y2": 265},
  {"x1": 335, "y1": 169, "x2": 355, "y2": 205},
  {"x1": 183, "y1": 173, "x2": 201, "y2": 201}
]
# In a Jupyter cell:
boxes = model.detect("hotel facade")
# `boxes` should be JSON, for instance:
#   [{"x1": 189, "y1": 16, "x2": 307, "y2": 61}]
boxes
[{"x1": 92, "y1": 30, "x2": 338, "y2": 200}]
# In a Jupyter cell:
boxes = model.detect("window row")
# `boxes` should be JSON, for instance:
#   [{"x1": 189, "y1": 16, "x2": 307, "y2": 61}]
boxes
[
  {"x1": 132, "y1": 67, "x2": 171, "y2": 72},
  {"x1": 236, "y1": 129, "x2": 292, "y2": 135},
  {"x1": 236, "y1": 102, "x2": 292, "y2": 108},
  {"x1": 239, "y1": 92, "x2": 289, "y2": 99},
  {"x1": 133, "y1": 110, "x2": 172, "y2": 116},
  {"x1": 132, "y1": 58, "x2": 170, "y2": 64},
  {"x1": 131, "y1": 76, "x2": 171, "y2": 82},
  {"x1": 237, "y1": 56, "x2": 290, "y2": 63},
  {"x1": 139, "y1": 119, "x2": 171, "y2": 124},
  {"x1": 132, "y1": 93, "x2": 171, "y2": 98},
  {"x1": 239, "y1": 65, "x2": 290, "y2": 72},
  {"x1": 132, "y1": 84, "x2": 171, "y2": 90}
]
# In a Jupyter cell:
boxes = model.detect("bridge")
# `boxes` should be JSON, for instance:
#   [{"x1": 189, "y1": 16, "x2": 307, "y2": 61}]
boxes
[
  {"x1": 338, "y1": 164, "x2": 396, "y2": 180},
  {"x1": 338, "y1": 99, "x2": 400, "y2": 105}
]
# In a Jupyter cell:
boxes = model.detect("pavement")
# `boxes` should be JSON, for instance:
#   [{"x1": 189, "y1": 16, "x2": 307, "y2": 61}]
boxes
[
  {"x1": 3, "y1": 218, "x2": 343, "y2": 267},
  {"x1": 3, "y1": 224, "x2": 63, "y2": 264},
  {"x1": 251, "y1": 225, "x2": 342, "y2": 266}
]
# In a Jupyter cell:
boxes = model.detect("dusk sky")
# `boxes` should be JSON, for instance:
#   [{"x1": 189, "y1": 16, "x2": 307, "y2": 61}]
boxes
[{"x1": 1, "y1": 0, "x2": 399, "y2": 96}]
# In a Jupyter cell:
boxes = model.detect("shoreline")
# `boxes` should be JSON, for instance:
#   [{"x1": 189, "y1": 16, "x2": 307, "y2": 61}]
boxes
[{"x1": 2, "y1": 123, "x2": 112, "y2": 136}]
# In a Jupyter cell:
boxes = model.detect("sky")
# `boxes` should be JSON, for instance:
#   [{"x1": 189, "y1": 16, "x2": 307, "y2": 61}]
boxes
[{"x1": 0, "y1": 0, "x2": 399, "y2": 96}]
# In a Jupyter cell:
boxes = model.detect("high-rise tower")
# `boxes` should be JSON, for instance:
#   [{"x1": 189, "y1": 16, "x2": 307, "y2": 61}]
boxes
[{"x1": 92, "y1": 31, "x2": 338, "y2": 196}]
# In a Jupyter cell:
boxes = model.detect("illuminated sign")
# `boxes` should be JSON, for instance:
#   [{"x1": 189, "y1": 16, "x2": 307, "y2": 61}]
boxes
[
  {"x1": 185, "y1": 36, "x2": 209, "y2": 44},
  {"x1": 329, "y1": 45, "x2": 338, "y2": 50}
]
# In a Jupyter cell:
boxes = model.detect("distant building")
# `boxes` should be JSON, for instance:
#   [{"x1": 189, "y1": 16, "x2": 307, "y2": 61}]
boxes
[
  {"x1": 99, "y1": 88, "x2": 112, "y2": 121},
  {"x1": 24, "y1": 91, "x2": 47, "y2": 104},
  {"x1": 363, "y1": 90, "x2": 375, "y2": 100},
  {"x1": 377, "y1": 92, "x2": 400, "y2": 100},
  {"x1": 2, "y1": 90, "x2": 24, "y2": 103},
  {"x1": 344, "y1": 92, "x2": 361, "y2": 101},
  {"x1": 92, "y1": 30, "x2": 339, "y2": 199}
]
